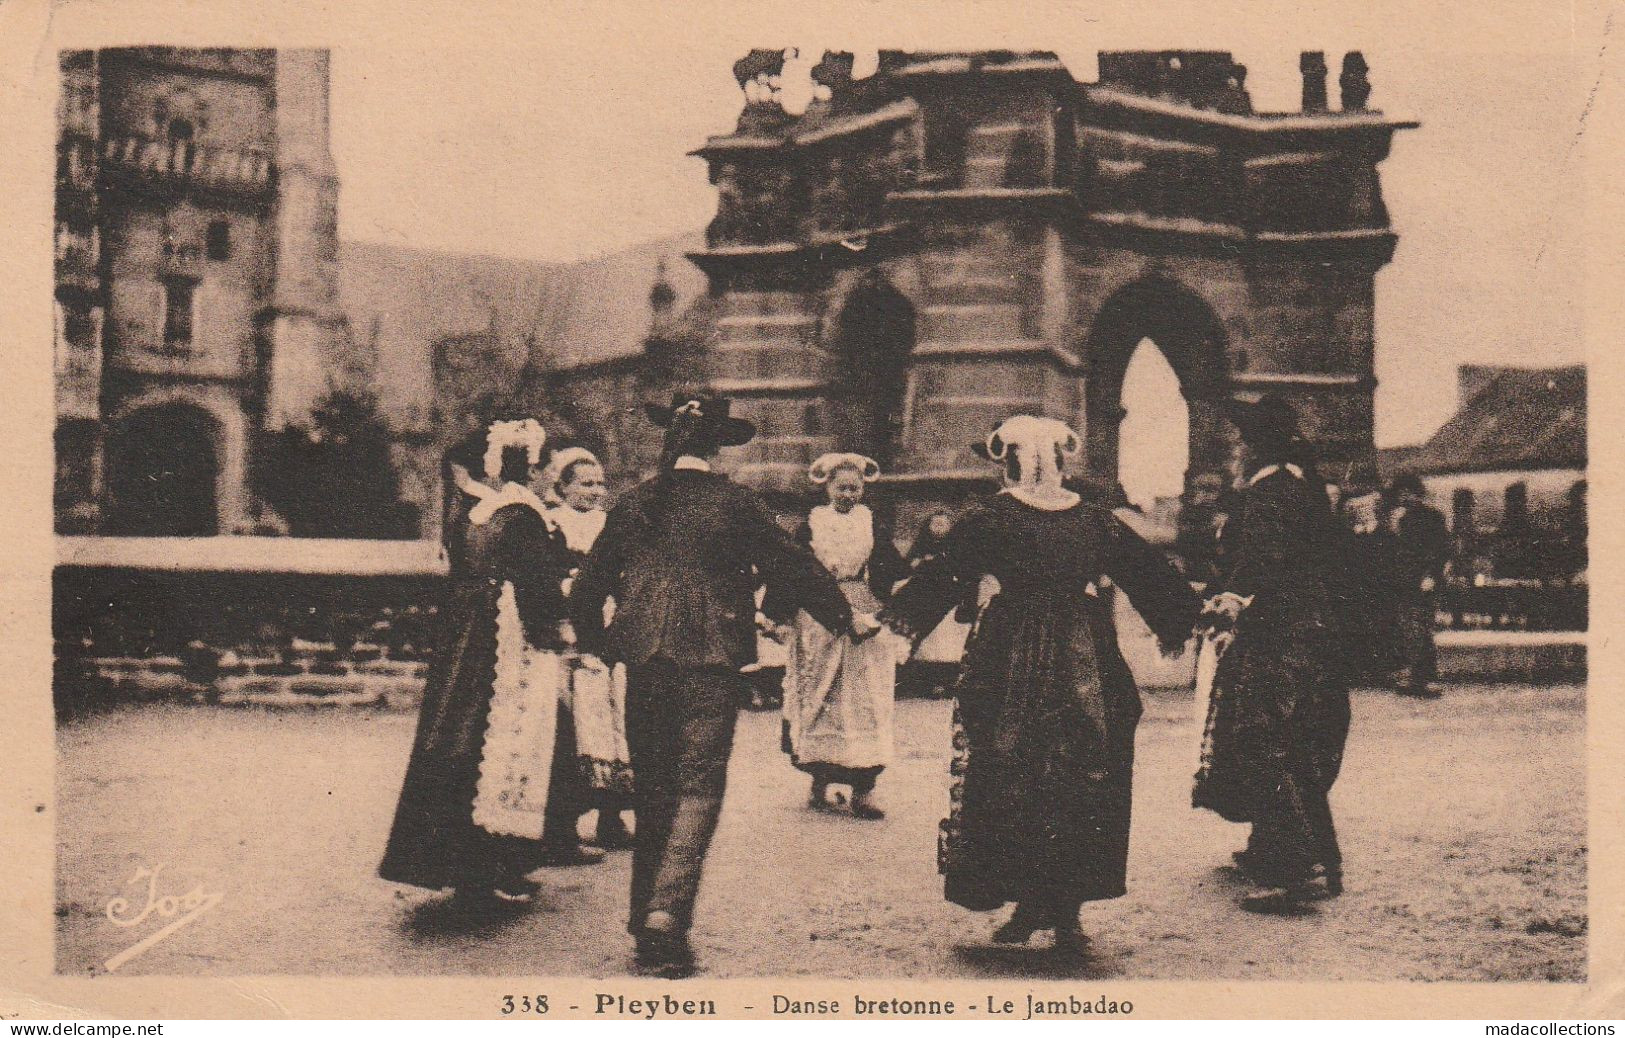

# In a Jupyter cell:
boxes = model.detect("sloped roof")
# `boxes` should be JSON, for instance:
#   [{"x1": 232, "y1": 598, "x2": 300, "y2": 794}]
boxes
[
  {"x1": 337, "y1": 230, "x2": 707, "y2": 432},
  {"x1": 1390, "y1": 364, "x2": 1586, "y2": 476}
]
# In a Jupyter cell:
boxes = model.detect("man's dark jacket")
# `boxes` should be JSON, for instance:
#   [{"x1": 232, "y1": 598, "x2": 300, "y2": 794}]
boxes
[{"x1": 569, "y1": 468, "x2": 854, "y2": 670}]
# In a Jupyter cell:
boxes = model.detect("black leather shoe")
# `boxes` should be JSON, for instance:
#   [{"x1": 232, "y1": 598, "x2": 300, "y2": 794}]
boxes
[
  {"x1": 992, "y1": 905, "x2": 1046, "y2": 945},
  {"x1": 491, "y1": 877, "x2": 540, "y2": 901},
  {"x1": 992, "y1": 918, "x2": 1041, "y2": 945},
  {"x1": 635, "y1": 912, "x2": 695, "y2": 978},
  {"x1": 851, "y1": 792, "x2": 886, "y2": 820}
]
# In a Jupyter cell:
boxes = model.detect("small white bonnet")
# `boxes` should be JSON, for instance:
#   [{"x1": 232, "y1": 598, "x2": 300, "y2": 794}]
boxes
[
  {"x1": 982, "y1": 415, "x2": 1081, "y2": 462},
  {"x1": 543, "y1": 446, "x2": 602, "y2": 490},
  {"x1": 483, "y1": 418, "x2": 547, "y2": 480},
  {"x1": 981, "y1": 415, "x2": 1081, "y2": 487},
  {"x1": 808, "y1": 452, "x2": 881, "y2": 484}
]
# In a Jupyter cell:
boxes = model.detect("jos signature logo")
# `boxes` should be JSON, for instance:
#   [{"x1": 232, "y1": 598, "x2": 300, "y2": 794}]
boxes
[{"x1": 102, "y1": 864, "x2": 222, "y2": 973}]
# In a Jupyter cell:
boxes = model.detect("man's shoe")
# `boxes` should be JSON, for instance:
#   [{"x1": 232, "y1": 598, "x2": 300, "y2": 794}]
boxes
[
  {"x1": 537, "y1": 844, "x2": 606, "y2": 867},
  {"x1": 635, "y1": 912, "x2": 695, "y2": 978},
  {"x1": 1241, "y1": 882, "x2": 1320, "y2": 913},
  {"x1": 486, "y1": 876, "x2": 540, "y2": 901}
]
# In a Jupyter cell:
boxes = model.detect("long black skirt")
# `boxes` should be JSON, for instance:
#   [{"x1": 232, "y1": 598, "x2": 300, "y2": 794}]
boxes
[
  {"x1": 379, "y1": 579, "x2": 561, "y2": 891},
  {"x1": 939, "y1": 597, "x2": 1141, "y2": 911},
  {"x1": 1193, "y1": 608, "x2": 1350, "y2": 881}
]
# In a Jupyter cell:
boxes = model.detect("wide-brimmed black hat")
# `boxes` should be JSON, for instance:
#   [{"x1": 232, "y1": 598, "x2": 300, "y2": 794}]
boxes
[
  {"x1": 644, "y1": 392, "x2": 756, "y2": 447},
  {"x1": 1224, "y1": 394, "x2": 1306, "y2": 454}
]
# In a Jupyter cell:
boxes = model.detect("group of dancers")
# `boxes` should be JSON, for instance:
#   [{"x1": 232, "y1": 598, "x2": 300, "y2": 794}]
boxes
[{"x1": 378, "y1": 389, "x2": 1358, "y2": 979}]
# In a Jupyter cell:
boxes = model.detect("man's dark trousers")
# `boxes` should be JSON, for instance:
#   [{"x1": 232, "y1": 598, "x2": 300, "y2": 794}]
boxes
[{"x1": 624, "y1": 658, "x2": 742, "y2": 934}]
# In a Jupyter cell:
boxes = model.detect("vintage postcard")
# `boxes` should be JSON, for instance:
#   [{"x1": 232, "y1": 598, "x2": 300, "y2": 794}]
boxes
[{"x1": 0, "y1": 0, "x2": 1620, "y2": 1022}]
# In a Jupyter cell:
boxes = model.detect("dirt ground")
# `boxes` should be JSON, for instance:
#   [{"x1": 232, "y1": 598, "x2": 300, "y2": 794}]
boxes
[{"x1": 55, "y1": 684, "x2": 1585, "y2": 981}]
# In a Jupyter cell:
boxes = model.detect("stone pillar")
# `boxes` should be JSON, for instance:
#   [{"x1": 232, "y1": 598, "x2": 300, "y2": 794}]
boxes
[
  {"x1": 1300, "y1": 51, "x2": 1328, "y2": 113},
  {"x1": 1339, "y1": 52, "x2": 1371, "y2": 111},
  {"x1": 1081, "y1": 389, "x2": 1126, "y2": 487},
  {"x1": 264, "y1": 49, "x2": 348, "y2": 430}
]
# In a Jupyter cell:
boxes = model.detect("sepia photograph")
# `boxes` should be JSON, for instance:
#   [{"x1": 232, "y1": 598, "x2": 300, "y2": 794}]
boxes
[{"x1": 3, "y1": 0, "x2": 1616, "y2": 1022}]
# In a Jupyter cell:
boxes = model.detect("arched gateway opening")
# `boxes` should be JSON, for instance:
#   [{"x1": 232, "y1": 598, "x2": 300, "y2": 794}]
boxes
[
  {"x1": 1083, "y1": 276, "x2": 1231, "y2": 510},
  {"x1": 106, "y1": 404, "x2": 220, "y2": 536},
  {"x1": 832, "y1": 272, "x2": 916, "y2": 470},
  {"x1": 1118, "y1": 340, "x2": 1190, "y2": 514}
]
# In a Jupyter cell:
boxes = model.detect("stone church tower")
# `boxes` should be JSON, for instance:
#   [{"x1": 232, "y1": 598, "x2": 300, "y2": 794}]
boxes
[{"x1": 53, "y1": 48, "x2": 351, "y2": 536}]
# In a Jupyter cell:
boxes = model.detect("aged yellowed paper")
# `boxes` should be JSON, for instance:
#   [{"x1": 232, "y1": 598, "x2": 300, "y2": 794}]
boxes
[{"x1": 1, "y1": 0, "x2": 1621, "y2": 1021}]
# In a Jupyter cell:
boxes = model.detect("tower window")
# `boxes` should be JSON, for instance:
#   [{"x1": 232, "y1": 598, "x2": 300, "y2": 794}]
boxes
[
  {"x1": 162, "y1": 277, "x2": 196, "y2": 350},
  {"x1": 167, "y1": 118, "x2": 194, "y2": 141},
  {"x1": 206, "y1": 220, "x2": 231, "y2": 260}
]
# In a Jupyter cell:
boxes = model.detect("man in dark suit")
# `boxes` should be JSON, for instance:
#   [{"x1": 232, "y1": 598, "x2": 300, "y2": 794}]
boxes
[
  {"x1": 570, "y1": 392, "x2": 874, "y2": 977},
  {"x1": 1194, "y1": 395, "x2": 1351, "y2": 910},
  {"x1": 1385, "y1": 473, "x2": 1451, "y2": 697}
]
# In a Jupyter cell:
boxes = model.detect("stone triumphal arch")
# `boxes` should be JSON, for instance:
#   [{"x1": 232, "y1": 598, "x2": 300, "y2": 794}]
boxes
[{"x1": 676, "y1": 48, "x2": 1414, "y2": 523}]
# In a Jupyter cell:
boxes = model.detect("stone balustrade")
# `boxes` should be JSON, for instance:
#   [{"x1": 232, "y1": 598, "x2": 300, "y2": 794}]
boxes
[{"x1": 100, "y1": 133, "x2": 275, "y2": 195}]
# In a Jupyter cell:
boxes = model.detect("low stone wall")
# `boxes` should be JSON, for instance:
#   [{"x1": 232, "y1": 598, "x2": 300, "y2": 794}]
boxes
[
  {"x1": 54, "y1": 537, "x2": 445, "y2": 716},
  {"x1": 53, "y1": 536, "x2": 1588, "y2": 717},
  {"x1": 1434, "y1": 630, "x2": 1587, "y2": 685}
]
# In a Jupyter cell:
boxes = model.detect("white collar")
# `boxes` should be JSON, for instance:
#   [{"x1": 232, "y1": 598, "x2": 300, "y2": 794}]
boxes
[
  {"x1": 468, "y1": 482, "x2": 549, "y2": 526},
  {"x1": 545, "y1": 504, "x2": 607, "y2": 551},
  {"x1": 1000, "y1": 486, "x2": 1081, "y2": 511},
  {"x1": 674, "y1": 456, "x2": 711, "y2": 472},
  {"x1": 1248, "y1": 463, "x2": 1304, "y2": 487}
]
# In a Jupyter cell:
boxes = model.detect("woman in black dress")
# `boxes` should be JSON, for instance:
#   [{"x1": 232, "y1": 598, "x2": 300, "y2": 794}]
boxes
[
  {"x1": 1192, "y1": 395, "x2": 1352, "y2": 910},
  {"x1": 881, "y1": 416, "x2": 1197, "y2": 953},
  {"x1": 379, "y1": 418, "x2": 598, "y2": 900}
]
